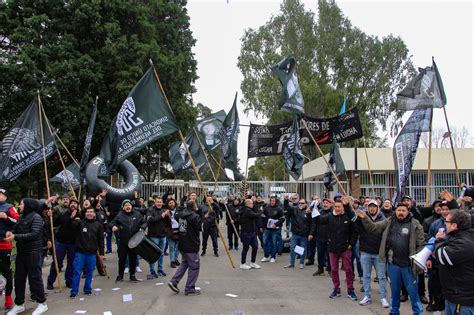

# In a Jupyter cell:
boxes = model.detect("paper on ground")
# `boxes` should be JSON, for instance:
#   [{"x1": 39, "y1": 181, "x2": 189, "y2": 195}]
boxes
[
  {"x1": 94, "y1": 288, "x2": 102, "y2": 291},
  {"x1": 155, "y1": 282, "x2": 164, "y2": 286},
  {"x1": 226, "y1": 293, "x2": 238, "y2": 298},
  {"x1": 123, "y1": 294, "x2": 133, "y2": 302},
  {"x1": 204, "y1": 281, "x2": 210, "y2": 285},
  {"x1": 294, "y1": 245, "x2": 305, "y2": 256},
  {"x1": 112, "y1": 288, "x2": 120, "y2": 291},
  {"x1": 75, "y1": 311, "x2": 87, "y2": 314},
  {"x1": 79, "y1": 298, "x2": 85, "y2": 301},
  {"x1": 103, "y1": 312, "x2": 112, "y2": 315}
]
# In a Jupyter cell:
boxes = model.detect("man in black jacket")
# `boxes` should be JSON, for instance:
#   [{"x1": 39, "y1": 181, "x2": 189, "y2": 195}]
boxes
[
  {"x1": 284, "y1": 196, "x2": 311, "y2": 269},
  {"x1": 434, "y1": 209, "x2": 474, "y2": 315},
  {"x1": 254, "y1": 195, "x2": 266, "y2": 249},
  {"x1": 201, "y1": 196, "x2": 220, "y2": 257},
  {"x1": 109, "y1": 199, "x2": 146, "y2": 283},
  {"x1": 238, "y1": 199, "x2": 261, "y2": 270},
  {"x1": 168, "y1": 200, "x2": 203, "y2": 296},
  {"x1": 310, "y1": 198, "x2": 333, "y2": 276},
  {"x1": 261, "y1": 197, "x2": 285, "y2": 263},
  {"x1": 146, "y1": 197, "x2": 170, "y2": 278},
  {"x1": 226, "y1": 198, "x2": 241, "y2": 251},
  {"x1": 6, "y1": 198, "x2": 48, "y2": 315},
  {"x1": 47, "y1": 198, "x2": 81, "y2": 290},
  {"x1": 70, "y1": 208, "x2": 104, "y2": 298}
]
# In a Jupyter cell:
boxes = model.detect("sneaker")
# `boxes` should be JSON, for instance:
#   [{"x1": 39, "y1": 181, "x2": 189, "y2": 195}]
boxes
[
  {"x1": 360, "y1": 286, "x2": 365, "y2": 293},
  {"x1": 313, "y1": 269, "x2": 324, "y2": 276},
  {"x1": 7, "y1": 304, "x2": 25, "y2": 315},
  {"x1": 261, "y1": 257, "x2": 270, "y2": 262},
  {"x1": 147, "y1": 273, "x2": 158, "y2": 280},
  {"x1": 170, "y1": 262, "x2": 176, "y2": 268},
  {"x1": 305, "y1": 261, "x2": 314, "y2": 266},
  {"x1": 239, "y1": 264, "x2": 251, "y2": 270},
  {"x1": 359, "y1": 296, "x2": 371, "y2": 306},
  {"x1": 201, "y1": 251, "x2": 206, "y2": 256},
  {"x1": 283, "y1": 264, "x2": 294, "y2": 268},
  {"x1": 270, "y1": 258, "x2": 276, "y2": 263},
  {"x1": 124, "y1": 267, "x2": 129, "y2": 274},
  {"x1": 5, "y1": 295, "x2": 13, "y2": 309},
  {"x1": 347, "y1": 290, "x2": 358, "y2": 301},
  {"x1": 235, "y1": 247, "x2": 239, "y2": 251},
  {"x1": 158, "y1": 270, "x2": 167, "y2": 277},
  {"x1": 70, "y1": 294, "x2": 76, "y2": 299},
  {"x1": 46, "y1": 283, "x2": 54, "y2": 290},
  {"x1": 420, "y1": 295, "x2": 429, "y2": 304},
  {"x1": 32, "y1": 303, "x2": 48, "y2": 315},
  {"x1": 185, "y1": 290, "x2": 201, "y2": 296},
  {"x1": 84, "y1": 292, "x2": 92, "y2": 296},
  {"x1": 299, "y1": 264, "x2": 304, "y2": 269},
  {"x1": 136, "y1": 266, "x2": 143, "y2": 273},
  {"x1": 329, "y1": 289, "x2": 341, "y2": 298},
  {"x1": 214, "y1": 252, "x2": 219, "y2": 257},
  {"x1": 168, "y1": 282, "x2": 180, "y2": 293},
  {"x1": 175, "y1": 260, "x2": 180, "y2": 266},
  {"x1": 381, "y1": 298, "x2": 390, "y2": 308},
  {"x1": 249, "y1": 262, "x2": 261, "y2": 269},
  {"x1": 115, "y1": 276, "x2": 123, "y2": 283},
  {"x1": 130, "y1": 275, "x2": 139, "y2": 283}
]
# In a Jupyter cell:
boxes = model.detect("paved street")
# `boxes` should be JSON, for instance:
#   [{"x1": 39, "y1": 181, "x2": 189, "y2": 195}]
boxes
[{"x1": 36, "y1": 231, "x2": 412, "y2": 315}]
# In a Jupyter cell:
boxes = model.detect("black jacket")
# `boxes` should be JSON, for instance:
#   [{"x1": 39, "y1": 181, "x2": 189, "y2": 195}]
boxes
[
  {"x1": 14, "y1": 198, "x2": 44, "y2": 253},
  {"x1": 56, "y1": 208, "x2": 81, "y2": 244},
  {"x1": 108, "y1": 210, "x2": 146, "y2": 245},
  {"x1": 202, "y1": 202, "x2": 221, "y2": 227},
  {"x1": 310, "y1": 207, "x2": 332, "y2": 241},
  {"x1": 225, "y1": 204, "x2": 240, "y2": 226},
  {"x1": 435, "y1": 229, "x2": 474, "y2": 306},
  {"x1": 74, "y1": 218, "x2": 105, "y2": 255},
  {"x1": 423, "y1": 213, "x2": 441, "y2": 234},
  {"x1": 254, "y1": 201, "x2": 266, "y2": 230},
  {"x1": 316, "y1": 206, "x2": 357, "y2": 253},
  {"x1": 176, "y1": 207, "x2": 202, "y2": 253},
  {"x1": 284, "y1": 200, "x2": 311, "y2": 236},
  {"x1": 262, "y1": 204, "x2": 285, "y2": 231},
  {"x1": 356, "y1": 210, "x2": 385, "y2": 255},
  {"x1": 146, "y1": 206, "x2": 170, "y2": 237},
  {"x1": 238, "y1": 206, "x2": 260, "y2": 233}
]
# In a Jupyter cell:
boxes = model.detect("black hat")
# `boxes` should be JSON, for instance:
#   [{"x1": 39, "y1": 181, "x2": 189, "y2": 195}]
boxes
[
  {"x1": 401, "y1": 195, "x2": 412, "y2": 201},
  {"x1": 0, "y1": 188, "x2": 7, "y2": 196}
]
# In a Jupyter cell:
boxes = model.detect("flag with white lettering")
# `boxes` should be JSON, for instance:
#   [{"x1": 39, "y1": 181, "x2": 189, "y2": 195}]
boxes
[
  {"x1": 271, "y1": 56, "x2": 305, "y2": 114},
  {"x1": 169, "y1": 131, "x2": 206, "y2": 174},
  {"x1": 218, "y1": 93, "x2": 240, "y2": 173},
  {"x1": 50, "y1": 163, "x2": 81, "y2": 190},
  {"x1": 323, "y1": 139, "x2": 346, "y2": 191},
  {"x1": 282, "y1": 116, "x2": 304, "y2": 180}
]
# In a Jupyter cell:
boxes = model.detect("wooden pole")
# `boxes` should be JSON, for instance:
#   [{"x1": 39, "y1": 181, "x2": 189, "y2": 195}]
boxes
[
  {"x1": 442, "y1": 106, "x2": 462, "y2": 189},
  {"x1": 301, "y1": 119, "x2": 347, "y2": 195},
  {"x1": 362, "y1": 137, "x2": 376, "y2": 197},
  {"x1": 150, "y1": 61, "x2": 235, "y2": 268},
  {"x1": 37, "y1": 94, "x2": 62, "y2": 292}
]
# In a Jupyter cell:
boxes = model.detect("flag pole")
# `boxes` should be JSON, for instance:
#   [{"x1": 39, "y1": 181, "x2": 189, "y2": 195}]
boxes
[
  {"x1": 37, "y1": 93, "x2": 63, "y2": 292},
  {"x1": 442, "y1": 106, "x2": 461, "y2": 189},
  {"x1": 362, "y1": 137, "x2": 375, "y2": 197},
  {"x1": 425, "y1": 119, "x2": 433, "y2": 206},
  {"x1": 193, "y1": 128, "x2": 240, "y2": 241},
  {"x1": 301, "y1": 119, "x2": 347, "y2": 195},
  {"x1": 149, "y1": 60, "x2": 235, "y2": 268}
]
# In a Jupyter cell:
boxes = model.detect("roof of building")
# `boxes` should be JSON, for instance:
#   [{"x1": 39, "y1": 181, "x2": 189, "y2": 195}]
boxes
[{"x1": 300, "y1": 147, "x2": 474, "y2": 180}]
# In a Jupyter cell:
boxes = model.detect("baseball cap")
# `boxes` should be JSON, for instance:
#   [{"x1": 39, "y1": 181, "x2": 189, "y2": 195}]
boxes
[
  {"x1": 0, "y1": 188, "x2": 7, "y2": 196},
  {"x1": 368, "y1": 199, "x2": 378, "y2": 206}
]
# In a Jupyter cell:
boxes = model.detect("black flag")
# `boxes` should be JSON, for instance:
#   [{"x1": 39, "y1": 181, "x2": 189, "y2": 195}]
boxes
[
  {"x1": 282, "y1": 116, "x2": 304, "y2": 180},
  {"x1": 0, "y1": 99, "x2": 56, "y2": 182},
  {"x1": 271, "y1": 56, "x2": 305, "y2": 114},
  {"x1": 169, "y1": 131, "x2": 207, "y2": 174},
  {"x1": 50, "y1": 163, "x2": 81, "y2": 190},
  {"x1": 79, "y1": 101, "x2": 98, "y2": 182},
  {"x1": 393, "y1": 108, "x2": 432, "y2": 204},
  {"x1": 194, "y1": 110, "x2": 227, "y2": 151},
  {"x1": 100, "y1": 67, "x2": 179, "y2": 173},
  {"x1": 323, "y1": 139, "x2": 346, "y2": 191},
  {"x1": 218, "y1": 93, "x2": 240, "y2": 178}
]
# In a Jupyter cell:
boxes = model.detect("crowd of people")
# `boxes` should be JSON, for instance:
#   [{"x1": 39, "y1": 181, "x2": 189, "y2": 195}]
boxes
[{"x1": 0, "y1": 186, "x2": 473, "y2": 315}]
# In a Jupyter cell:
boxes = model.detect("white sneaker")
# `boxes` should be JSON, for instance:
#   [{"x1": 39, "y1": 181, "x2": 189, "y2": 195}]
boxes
[
  {"x1": 359, "y1": 296, "x2": 371, "y2": 306},
  {"x1": 270, "y1": 258, "x2": 276, "y2": 263},
  {"x1": 32, "y1": 303, "x2": 48, "y2": 315},
  {"x1": 261, "y1": 257, "x2": 270, "y2": 262},
  {"x1": 136, "y1": 266, "x2": 142, "y2": 273},
  {"x1": 239, "y1": 264, "x2": 251, "y2": 270},
  {"x1": 381, "y1": 298, "x2": 390, "y2": 308},
  {"x1": 124, "y1": 267, "x2": 129, "y2": 274},
  {"x1": 7, "y1": 305, "x2": 25, "y2": 315},
  {"x1": 249, "y1": 263, "x2": 261, "y2": 269}
]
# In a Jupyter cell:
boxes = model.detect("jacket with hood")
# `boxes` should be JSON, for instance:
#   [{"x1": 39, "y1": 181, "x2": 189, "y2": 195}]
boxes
[
  {"x1": 356, "y1": 210, "x2": 385, "y2": 255},
  {"x1": 108, "y1": 209, "x2": 146, "y2": 245},
  {"x1": 0, "y1": 201, "x2": 19, "y2": 250},
  {"x1": 317, "y1": 205, "x2": 357, "y2": 253},
  {"x1": 239, "y1": 206, "x2": 261, "y2": 233},
  {"x1": 176, "y1": 207, "x2": 202, "y2": 253},
  {"x1": 146, "y1": 206, "x2": 170, "y2": 238},
  {"x1": 13, "y1": 198, "x2": 44, "y2": 253},
  {"x1": 310, "y1": 207, "x2": 332, "y2": 241},
  {"x1": 202, "y1": 202, "x2": 221, "y2": 227},
  {"x1": 73, "y1": 217, "x2": 105, "y2": 255},
  {"x1": 284, "y1": 199, "x2": 312, "y2": 236},
  {"x1": 56, "y1": 207, "x2": 81, "y2": 244},
  {"x1": 262, "y1": 204, "x2": 285, "y2": 231}
]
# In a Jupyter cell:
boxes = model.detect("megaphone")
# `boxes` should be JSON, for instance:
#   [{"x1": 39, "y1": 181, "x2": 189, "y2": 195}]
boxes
[{"x1": 410, "y1": 237, "x2": 436, "y2": 272}]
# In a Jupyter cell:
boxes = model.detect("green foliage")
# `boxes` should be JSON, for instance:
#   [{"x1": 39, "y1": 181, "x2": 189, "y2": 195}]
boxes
[
  {"x1": 248, "y1": 156, "x2": 287, "y2": 181},
  {"x1": 0, "y1": 0, "x2": 198, "y2": 196}
]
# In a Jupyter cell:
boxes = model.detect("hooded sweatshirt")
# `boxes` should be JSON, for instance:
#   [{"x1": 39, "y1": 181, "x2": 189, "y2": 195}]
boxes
[
  {"x1": 176, "y1": 207, "x2": 202, "y2": 253},
  {"x1": 13, "y1": 198, "x2": 44, "y2": 253}
]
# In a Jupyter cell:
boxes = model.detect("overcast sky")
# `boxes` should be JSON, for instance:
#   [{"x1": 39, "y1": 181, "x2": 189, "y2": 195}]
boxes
[{"x1": 187, "y1": 0, "x2": 473, "y2": 173}]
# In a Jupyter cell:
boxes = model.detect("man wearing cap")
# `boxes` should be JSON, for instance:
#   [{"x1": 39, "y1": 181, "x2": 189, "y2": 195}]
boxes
[
  {"x1": 46, "y1": 198, "x2": 81, "y2": 290},
  {"x1": 356, "y1": 199, "x2": 389, "y2": 308},
  {"x1": 109, "y1": 199, "x2": 146, "y2": 283},
  {"x1": 0, "y1": 189, "x2": 19, "y2": 309},
  {"x1": 310, "y1": 197, "x2": 333, "y2": 276}
]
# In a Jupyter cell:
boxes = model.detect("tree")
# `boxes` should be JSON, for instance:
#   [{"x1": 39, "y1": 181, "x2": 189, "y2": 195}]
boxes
[
  {"x1": 0, "y1": 0, "x2": 198, "y2": 197},
  {"x1": 238, "y1": 0, "x2": 414, "y2": 140},
  {"x1": 420, "y1": 126, "x2": 471, "y2": 148}
]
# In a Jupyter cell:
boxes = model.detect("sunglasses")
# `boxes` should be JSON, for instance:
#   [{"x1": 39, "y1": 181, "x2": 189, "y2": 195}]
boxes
[{"x1": 299, "y1": 202, "x2": 306, "y2": 205}]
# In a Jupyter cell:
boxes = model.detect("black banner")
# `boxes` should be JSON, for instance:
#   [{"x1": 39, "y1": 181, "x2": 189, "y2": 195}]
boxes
[
  {"x1": 79, "y1": 101, "x2": 97, "y2": 182},
  {"x1": 248, "y1": 108, "x2": 363, "y2": 158},
  {"x1": 283, "y1": 116, "x2": 304, "y2": 180}
]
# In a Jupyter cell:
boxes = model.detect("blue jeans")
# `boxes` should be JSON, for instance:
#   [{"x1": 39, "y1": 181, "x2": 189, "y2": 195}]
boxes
[
  {"x1": 360, "y1": 252, "x2": 387, "y2": 299},
  {"x1": 290, "y1": 234, "x2": 307, "y2": 266},
  {"x1": 387, "y1": 263, "x2": 423, "y2": 315},
  {"x1": 168, "y1": 238, "x2": 179, "y2": 265},
  {"x1": 48, "y1": 242, "x2": 75, "y2": 286},
  {"x1": 149, "y1": 236, "x2": 167, "y2": 273},
  {"x1": 106, "y1": 231, "x2": 119, "y2": 252},
  {"x1": 263, "y1": 229, "x2": 280, "y2": 258},
  {"x1": 445, "y1": 300, "x2": 474, "y2": 315},
  {"x1": 351, "y1": 240, "x2": 363, "y2": 278},
  {"x1": 71, "y1": 252, "x2": 95, "y2": 296},
  {"x1": 276, "y1": 229, "x2": 283, "y2": 253}
]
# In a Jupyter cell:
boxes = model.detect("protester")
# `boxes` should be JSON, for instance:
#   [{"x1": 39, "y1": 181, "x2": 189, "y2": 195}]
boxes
[
  {"x1": 284, "y1": 194, "x2": 299, "y2": 238},
  {"x1": 261, "y1": 196, "x2": 285, "y2": 263},
  {"x1": 145, "y1": 197, "x2": 170, "y2": 278},
  {"x1": 305, "y1": 194, "x2": 320, "y2": 266},
  {"x1": 0, "y1": 188, "x2": 19, "y2": 309},
  {"x1": 70, "y1": 208, "x2": 104, "y2": 299},
  {"x1": 310, "y1": 197, "x2": 333, "y2": 276},
  {"x1": 357, "y1": 204, "x2": 425, "y2": 315},
  {"x1": 434, "y1": 209, "x2": 474, "y2": 315},
  {"x1": 109, "y1": 199, "x2": 146, "y2": 283},
  {"x1": 254, "y1": 195, "x2": 266, "y2": 249},
  {"x1": 238, "y1": 199, "x2": 261, "y2": 270},
  {"x1": 168, "y1": 200, "x2": 203, "y2": 296},
  {"x1": 47, "y1": 198, "x2": 81, "y2": 290},
  {"x1": 381, "y1": 199, "x2": 394, "y2": 218},
  {"x1": 201, "y1": 196, "x2": 220, "y2": 257},
  {"x1": 6, "y1": 198, "x2": 48, "y2": 315},
  {"x1": 226, "y1": 198, "x2": 241, "y2": 251},
  {"x1": 166, "y1": 199, "x2": 181, "y2": 268},
  {"x1": 284, "y1": 196, "x2": 311, "y2": 269}
]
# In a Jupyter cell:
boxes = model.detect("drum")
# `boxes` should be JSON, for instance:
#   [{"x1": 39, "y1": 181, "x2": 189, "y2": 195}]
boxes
[{"x1": 128, "y1": 231, "x2": 162, "y2": 264}]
